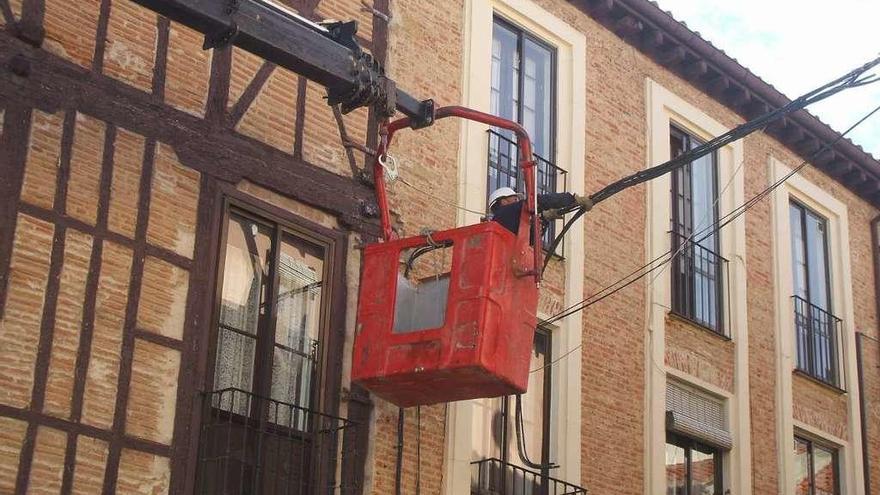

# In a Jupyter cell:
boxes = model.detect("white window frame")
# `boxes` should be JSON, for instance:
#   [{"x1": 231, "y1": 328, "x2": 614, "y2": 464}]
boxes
[
  {"x1": 446, "y1": 1, "x2": 586, "y2": 493},
  {"x1": 769, "y1": 156, "x2": 864, "y2": 495},
  {"x1": 645, "y1": 79, "x2": 750, "y2": 495}
]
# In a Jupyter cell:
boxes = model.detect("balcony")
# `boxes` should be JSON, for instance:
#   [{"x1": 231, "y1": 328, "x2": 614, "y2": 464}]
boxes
[
  {"x1": 793, "y1": 296, "x2": 844, "y2": 389},
  {"x1": 196, "y1": 388, "x2": 359, "y2": 494},
  {"x1": 670, "y1": 232, "x2": 729, "y2": 336},
  {"x1": 471, "y1": 458, "x2": 587, "y2": 495},
  {"x1": 487, "y1": 129, "x2": 568, "y2": 250}
]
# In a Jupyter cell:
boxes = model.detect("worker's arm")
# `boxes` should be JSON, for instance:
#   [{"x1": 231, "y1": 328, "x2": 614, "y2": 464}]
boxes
[
  {"x1": 537, "y1": 192, "x2": 592, "y2": 221},
  {"x1": 536, "y1": 192, "x2": 576, "y2": 211},
  {"x1": 537, "y1": 192, "x2": 592, "y2": 211}
]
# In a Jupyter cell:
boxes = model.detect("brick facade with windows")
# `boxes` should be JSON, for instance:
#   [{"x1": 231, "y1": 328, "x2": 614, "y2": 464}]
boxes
[{"x1": 0, "y1": 0, "x2": 878, "y2": 494}]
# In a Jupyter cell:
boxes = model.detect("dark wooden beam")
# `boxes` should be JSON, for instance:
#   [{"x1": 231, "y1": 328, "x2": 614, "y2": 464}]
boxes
[
  {"x1": 0, "y1": 0, "x2": 15, "y2": 25},
  {"x1": 745, "y1": 99, "x2": 769, "y2": 119},
  {"x1": 658, "y1": 45, "x2": 686, "y2": 65},
  {"x1": 827, "y1": 160, "x2": 854, "y2": 177},
  {"x1": 707, "y1": 75, "x2": 730, "y2": 96},
  {"x1": 229, "y1": 61, "x2": 277, "y2": 126},
  {"x1": 726, "y1": 86, "x2": 751, "y2": 107},
  {"x1": 782, "y1": 123, "x2": 804, "y2": 142},
  {"x1": 641, "y1": 28, "x2": 664, "y2": 49},
  {"x1": 843, "y1": 169, "x2": 867, "y2": 186},
  {"x1": 796, "y1": 137, "x2": 821, "y2": 155},
  {"x1": 683, "y1": 59, "x2": 707, "y2": 79},
  {"x1": 766, "y1": 116, "x2": 789, "y2": 134},
  {"x1": 813, "y1": 149, "x2": 836, "y2": 166},
  {"x1": 590, "y1": 0, "x2": 616, "y2": 16},
  {"x1": 857, "y1": 180, "x2": 880, "y2": 196},
  {"x1": 614, "y1": 15, "x2": 643, "y2": 37}
]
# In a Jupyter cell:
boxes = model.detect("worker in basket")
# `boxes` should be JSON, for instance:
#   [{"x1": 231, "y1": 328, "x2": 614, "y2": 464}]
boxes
[{"x1": 487, "y1": 186, "x2": 592, "y2": 235}]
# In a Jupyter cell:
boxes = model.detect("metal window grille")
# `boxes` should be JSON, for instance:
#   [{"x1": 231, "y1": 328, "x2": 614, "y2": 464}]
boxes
[
  {"x1": 670, "y1": 232, "x2": 729, "y2": 335},
  {"x1": 470, "y1": 458, "x2": 587, "y2": 495},
  {"x1": 793, "y1": 295, "x2": 844, "y2": 388},
  {"x1": 487, "y1": 129, "x2": 568, "y2": 250},
  {"x1": 196, "y1": 388, "x2": 359, "y2": 494}
]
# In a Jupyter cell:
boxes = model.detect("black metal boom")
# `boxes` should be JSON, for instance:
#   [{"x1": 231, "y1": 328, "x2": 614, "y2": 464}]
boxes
[{"x1": 131, "y1": 0, "x2": 434, "y2": 126}]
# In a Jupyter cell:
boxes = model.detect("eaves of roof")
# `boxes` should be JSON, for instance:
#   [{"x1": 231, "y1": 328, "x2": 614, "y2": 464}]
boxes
[{"x1": 570, "y1": 0, "x2": 880, "y2": 208}]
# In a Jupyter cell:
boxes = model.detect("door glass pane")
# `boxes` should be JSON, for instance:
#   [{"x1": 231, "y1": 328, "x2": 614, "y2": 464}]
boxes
[
  {"x1": 270, "y1": 232, "x2": 325, "y2": 425},
  {"x1": 690, "y1": 445, "x2": 717, "y2": 495},
  {"x1": 665, "y1": 443, "x2": 687, "y2": 495},
  {"x1": 794, "y1": 438, "x2": 811, "y2": 495},
  {"x1": 805, "y1": 211, "x2": 830, "y2": 311},
  {"x1": 813, "y1": 446, "x2": 836, "y2": 495},
  {"x1": 214, "y1": 214, "x2": 273, "y2": 413},
  {"x1": 522, "y1": 38, "x2": 552, "y2": 158}
]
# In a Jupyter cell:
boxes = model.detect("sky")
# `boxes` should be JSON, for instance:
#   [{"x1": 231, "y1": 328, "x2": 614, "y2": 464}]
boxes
[{"x1": 655, "y1": 0, "x2": 880, "y2": 160}]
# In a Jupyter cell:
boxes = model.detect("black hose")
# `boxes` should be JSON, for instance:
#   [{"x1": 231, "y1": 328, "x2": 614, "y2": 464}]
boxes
[
  {"x1": 514, "y1": 394, "x2": 558, "y2": 471},
  {"x1": 395, "y1": 407, "x2": 404, "y2": 495}
]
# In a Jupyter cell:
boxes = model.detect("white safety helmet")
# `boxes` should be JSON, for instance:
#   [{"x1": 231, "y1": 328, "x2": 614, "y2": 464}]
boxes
[{"x1": 487, "y1": 187, "x2": 520, "y2": 211}]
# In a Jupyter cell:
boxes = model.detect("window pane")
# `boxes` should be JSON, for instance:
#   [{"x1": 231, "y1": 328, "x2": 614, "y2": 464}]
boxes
[
  {"x1": 523, "y1": 38, "x2": 553, "y2": 158},
  {"x1": 270, "y1": 232, "x2": 325, "y2": 418},
  {"x1": 491, "y1": 21, "x2": 519, "y2": 128},
  {"x1": 665, "y1": 443, "x2": 687, "y2": 495},
  {"x1": 213, "y1": 214, "x2": 273, "y2": 406},
  {"x1": 790, "y1": 204, "x2": 808, "y2": 300},
  {"x1": 690, "y1": 153, "x2": 716, "y2": 249},
  {"x1": 805, "y1": 211, "x2": 830, "y2": 311},
  {"x1": 813, "y1": 445, "x2": 837, "y2": 495},
  {"x1": 794, "y1": 437, "x2": 811, "y2": 495},
  {"x1": 670, "y1": 128, "x2": 721, "y2": 332},
  {"x1": 690, "y1": 445, "x2": 717, "y2": 495}
]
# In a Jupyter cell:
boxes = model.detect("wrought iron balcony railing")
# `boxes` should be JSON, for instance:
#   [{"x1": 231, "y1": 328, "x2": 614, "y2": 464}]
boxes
[
  {"x1": 487, "y1": 129, "x2": 568, "y2": 251},
  {"x1": 793, "y1": 295, "x2": 844, "y2": 389},
  {"x1": 196, "y1": 387, "x2": 359, "y2": 494},
  {"x1": 471, "y1": 458, "x2": 587, "y2": 495},
  {"x1": 670, "y1": 232, "x2": 729, "y2": 336}
]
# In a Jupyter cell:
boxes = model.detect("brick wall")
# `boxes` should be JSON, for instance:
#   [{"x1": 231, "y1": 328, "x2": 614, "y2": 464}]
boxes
[{"x1": 1, "y1": 0, "x2": 878, "y2": 494}]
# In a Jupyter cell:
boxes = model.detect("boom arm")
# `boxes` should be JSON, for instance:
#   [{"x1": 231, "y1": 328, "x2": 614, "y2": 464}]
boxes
[{"x1": 130, "y1": 0, "x2": 435, "y2": 126}]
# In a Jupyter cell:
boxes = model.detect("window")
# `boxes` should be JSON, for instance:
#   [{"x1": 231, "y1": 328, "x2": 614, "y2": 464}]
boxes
[
  {"x1": 789, "y1": 201, "x2": 841, "y2": 386},
  {"x1": 488, "y1": 16, "x2": 565, "y2": 244},
  {"x1": 197, "y1": 207, "x2": 350, "y2": 494},
  {"x1": 670, "y1": 126, "x2": 725, "y2": 334},
  {"x1": 794, "y1": 436, "x2": 839, "y2": 495},
  {"x1": 665, "y1": 433, "x2": 723, "y2": 495},
  {"x1": 470, "y1": 328, "x2": 558, "y2": 492},
  {"x1": 212, "y1": 209, "x2": 325, "y2": 420}
]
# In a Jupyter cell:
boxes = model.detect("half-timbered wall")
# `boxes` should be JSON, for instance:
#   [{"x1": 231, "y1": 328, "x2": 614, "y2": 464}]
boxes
[{"x1": 0, "y1": 0, "x2": 387, "y2": 493}]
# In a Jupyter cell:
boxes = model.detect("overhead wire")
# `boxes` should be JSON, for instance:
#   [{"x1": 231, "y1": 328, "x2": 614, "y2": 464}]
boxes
[
  {"x1": 530, "y1": 100, "x2": 880, "y2": 374},
  {"x1": 541, "y1": 55, "x2": 880, "y2": 270}
]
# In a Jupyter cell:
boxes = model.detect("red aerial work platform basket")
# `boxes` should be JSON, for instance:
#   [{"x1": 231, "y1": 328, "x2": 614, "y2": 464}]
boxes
[{"x1": 351, "y1": 107, "x2": 543, "y2": 407}]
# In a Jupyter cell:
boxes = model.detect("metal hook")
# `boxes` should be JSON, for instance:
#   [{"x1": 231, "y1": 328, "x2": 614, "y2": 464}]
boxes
[{"x1": 378, "y1": 153, "x2": 399, "y2": 182}]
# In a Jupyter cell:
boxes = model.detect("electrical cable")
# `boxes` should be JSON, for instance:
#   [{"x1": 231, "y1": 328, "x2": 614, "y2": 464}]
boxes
[
  {"x1": 415, "y1": 406, "x2": 422, "y2": 495},
  {"x1": 395, "y1": 407, "x2": 404, "y2": 495},
  {"x1": 513, "y1": 394, "x2": 558, "y2": 470},
  {"x1": 530, "y1": 101, "x2": 880, "y2": 374},
  {"x1": 545, "y1": 101, "x2": 880, "y2": 327},
  {"x1": 541, "y1": 55, "x2": 880, "y2": 269}
]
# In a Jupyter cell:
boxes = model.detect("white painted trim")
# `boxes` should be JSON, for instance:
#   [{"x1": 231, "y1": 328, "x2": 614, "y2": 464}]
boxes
[
  {"x1": 644, "y1": 79, "x2": 750, "y2": 495},
  {"x1": 768, "y1": 157, "x2": 864, "y2": 495},
  {"x1": 445, "y1": 1, "x2": 586, "y2": 493}
]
